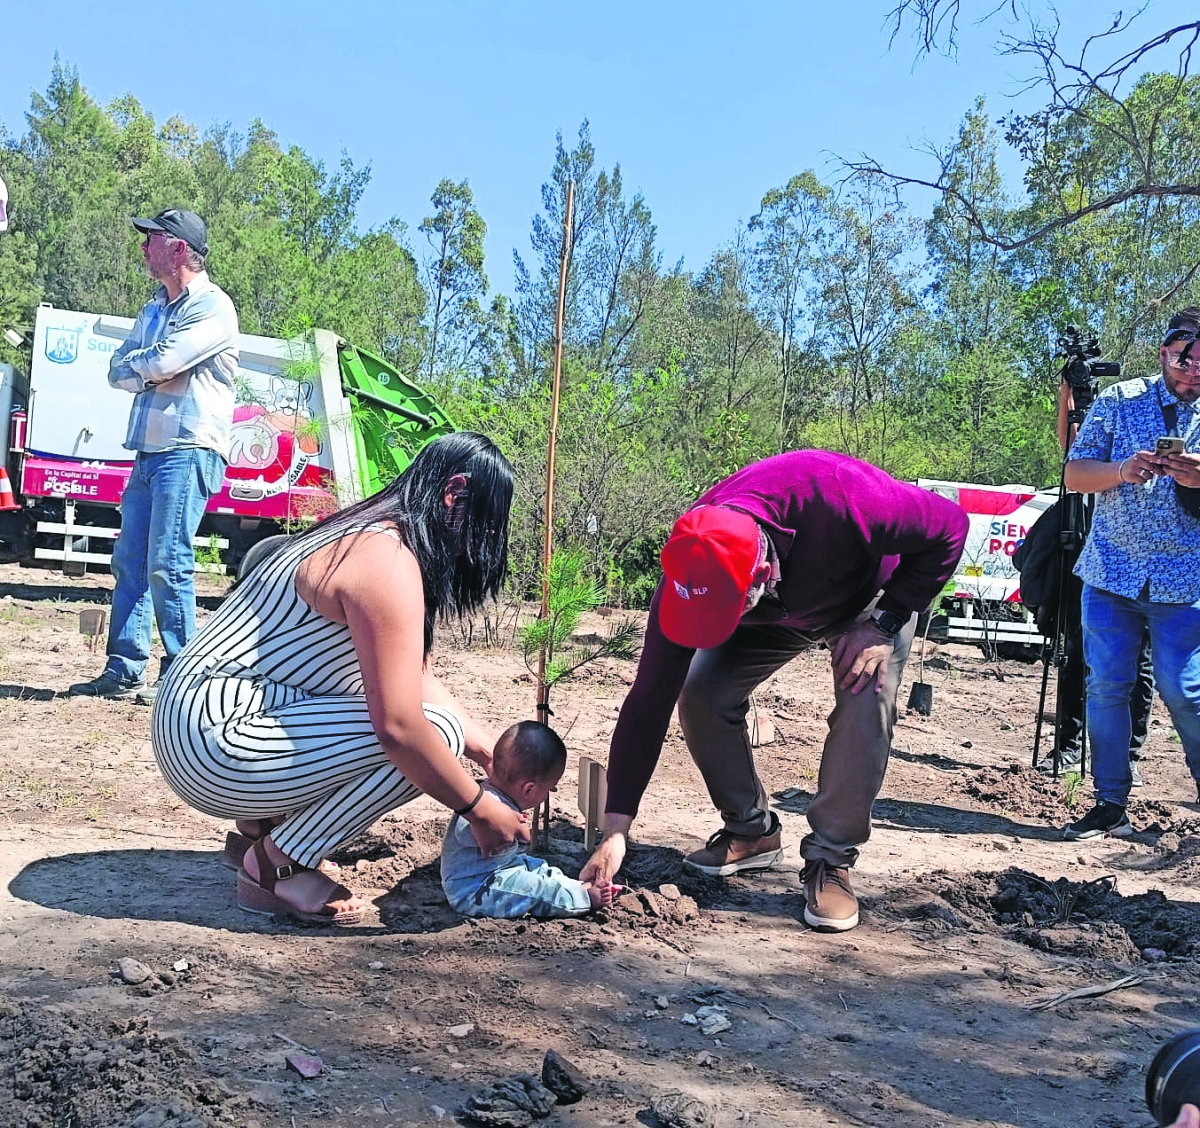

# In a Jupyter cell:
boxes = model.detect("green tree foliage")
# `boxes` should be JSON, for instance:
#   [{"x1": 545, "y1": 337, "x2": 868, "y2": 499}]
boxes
[
  {"x1": 2, "y1": 63, "x2": 425, "y2": 370},
  {"x1": 6, "y1": 57, "x2": 1200, "y2": 610},
  {"x1": 420, "y1": 178, "x2": 488, "y2": 380}
]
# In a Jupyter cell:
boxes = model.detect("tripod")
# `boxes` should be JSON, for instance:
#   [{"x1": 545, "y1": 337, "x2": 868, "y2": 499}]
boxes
[{"x1": 1031, "y1": 481, "x2": 1091, "y2": 777}]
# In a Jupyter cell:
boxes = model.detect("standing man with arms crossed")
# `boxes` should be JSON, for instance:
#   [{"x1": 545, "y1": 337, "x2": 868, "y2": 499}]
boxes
[
  {"x1": 71, "y1": 209, "x2": 237, "y2": 704},
  {"x1": 581, "y1": 450, "x2": 968, "y2": 932},
  {"x1": 1062, "y1": 307, "x2": 1200, "y2": 839}
]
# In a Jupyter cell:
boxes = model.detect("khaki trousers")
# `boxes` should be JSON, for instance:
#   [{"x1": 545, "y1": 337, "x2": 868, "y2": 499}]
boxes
[{"x1": 677, "y1": 609, "x2": 915, "y2": 868}]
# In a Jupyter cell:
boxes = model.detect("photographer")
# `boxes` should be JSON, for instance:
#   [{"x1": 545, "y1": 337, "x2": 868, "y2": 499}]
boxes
[
  {"x1": 1027, "y1": 353, "x2": 1156, "y2": 781},
  {"x1": 1061, "y1": 307, "x2": 1200, "y2": 840}
]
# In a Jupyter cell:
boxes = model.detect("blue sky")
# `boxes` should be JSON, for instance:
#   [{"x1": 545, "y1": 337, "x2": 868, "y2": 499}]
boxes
[{"x1": 1, "y1": 1, "x2": 1193, "y2": 296}]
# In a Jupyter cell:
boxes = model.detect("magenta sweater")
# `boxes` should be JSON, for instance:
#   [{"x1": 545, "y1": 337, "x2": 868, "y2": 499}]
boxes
[{"x1": 606, "y1": 450, "x2": 969, "y2": 818}]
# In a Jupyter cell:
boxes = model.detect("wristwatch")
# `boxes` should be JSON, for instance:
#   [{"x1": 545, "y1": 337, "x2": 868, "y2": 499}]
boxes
[{"x1": 870, "y1": 608, "x2": 907, "y2": 637}]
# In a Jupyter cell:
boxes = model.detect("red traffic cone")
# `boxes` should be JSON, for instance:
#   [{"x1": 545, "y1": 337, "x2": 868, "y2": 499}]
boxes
[{"x1": 0, "y1": 465, "x2": 20, "y2": 511}]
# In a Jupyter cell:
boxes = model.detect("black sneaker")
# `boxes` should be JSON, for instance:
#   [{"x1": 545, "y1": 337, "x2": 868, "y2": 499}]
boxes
[
  {"x1": 68, "y1": 672, "x2": 145, "y2": 700},
  {"x1": 1063, "y1": 801, "x2": 1132, "y2": 841}
]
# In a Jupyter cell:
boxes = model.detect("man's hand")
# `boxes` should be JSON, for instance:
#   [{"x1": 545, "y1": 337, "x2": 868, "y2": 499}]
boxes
[
  {"x1": 1121, "y1": 449, "x2": 1163, "y2": 484},
  {"x1": 465, "y1": 793, "x2": 530, "y2": 857},
  {"x1": 1156, "y1": 450, "x2": 1200, "y2": 488},
  {"x1": 831, "y1": 621, "x2": 895, "y2": 695},
  {"x1": 581, "y1": 815, "x2": 633, "y2": 887}
]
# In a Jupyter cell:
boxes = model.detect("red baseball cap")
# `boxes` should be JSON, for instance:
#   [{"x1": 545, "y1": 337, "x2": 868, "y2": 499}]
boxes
[{"x1": 659, "y1": 506, "x2": 762, "y2": 649}]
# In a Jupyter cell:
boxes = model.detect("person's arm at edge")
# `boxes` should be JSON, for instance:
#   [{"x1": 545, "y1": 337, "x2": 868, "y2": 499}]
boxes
[{"x1": 581, "y1": 582, "x2": 693, "y2": 886}]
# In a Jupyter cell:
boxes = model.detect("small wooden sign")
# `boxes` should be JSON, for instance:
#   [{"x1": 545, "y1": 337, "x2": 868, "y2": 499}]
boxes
[
  {"x1": 577, "y1": 756, "x2": 608, "y2": 850},
  {"x1": 78, "y1": 608, "x2": 107, "y2": 651}
]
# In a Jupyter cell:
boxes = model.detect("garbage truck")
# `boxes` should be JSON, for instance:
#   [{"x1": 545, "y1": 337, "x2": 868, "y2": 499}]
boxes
[{"x1": 0, "y1": 303, "x2": 454, "y2": 576}]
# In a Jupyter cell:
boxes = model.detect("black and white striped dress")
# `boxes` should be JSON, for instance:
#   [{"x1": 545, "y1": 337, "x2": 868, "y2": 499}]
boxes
[{"x1": 151, "y1": 520, "x2": 464, "y2": 869}]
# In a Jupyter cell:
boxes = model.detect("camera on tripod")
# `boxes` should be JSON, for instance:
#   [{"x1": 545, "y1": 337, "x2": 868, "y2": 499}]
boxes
[{"x1": 1057, "y1": 325, "x2": 1121, "y2": 421}]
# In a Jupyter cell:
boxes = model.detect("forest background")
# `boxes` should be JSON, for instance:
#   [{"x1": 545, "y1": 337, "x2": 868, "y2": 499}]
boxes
[{"x1": 1, "y1": 5, "x2": 1198, "y2": 608}]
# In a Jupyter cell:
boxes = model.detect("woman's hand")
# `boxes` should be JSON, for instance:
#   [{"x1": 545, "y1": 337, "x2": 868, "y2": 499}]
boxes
[{"x1": 465, "y1": 792, "x2": 530, "y2": 856}]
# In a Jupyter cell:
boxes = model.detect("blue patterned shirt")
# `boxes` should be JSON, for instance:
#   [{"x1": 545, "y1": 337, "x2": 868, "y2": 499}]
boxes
[
  {"x1": 1068, "y1": 374, "x2": 1200, "y2": 603},
  {"x1": 107, "y1": 272, "x2": 238, "y2": 458}
]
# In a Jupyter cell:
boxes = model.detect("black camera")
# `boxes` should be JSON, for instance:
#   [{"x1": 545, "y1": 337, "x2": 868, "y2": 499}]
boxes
[
  {"x1": 1057, "y1": 324, "x2": 1121, "y2": 389},
  {"x1": 1057, "y1": 325, "x2": 1121, "y2": 422},
  {"x1": 1146, "y1": 1028, "x2": 1200, "y2": 1126}
]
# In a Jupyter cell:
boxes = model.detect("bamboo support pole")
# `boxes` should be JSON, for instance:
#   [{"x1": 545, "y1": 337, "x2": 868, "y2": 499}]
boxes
[{"x1": 531, "y1": 180, "x2": 574, "y2": 849}]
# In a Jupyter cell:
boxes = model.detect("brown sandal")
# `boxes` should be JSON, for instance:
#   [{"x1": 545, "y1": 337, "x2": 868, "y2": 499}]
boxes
[
  {"x1": 222, "y1": 823, "x2": 340, "y2": 877},
  {"x1": 236, "y1": 838, "x2": 363, "y2": 926}
]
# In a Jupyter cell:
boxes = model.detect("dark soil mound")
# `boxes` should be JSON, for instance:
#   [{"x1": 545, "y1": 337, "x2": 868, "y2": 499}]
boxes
[{"x1": 877, "y1": 868, "x2": 1200, "y2": 962}]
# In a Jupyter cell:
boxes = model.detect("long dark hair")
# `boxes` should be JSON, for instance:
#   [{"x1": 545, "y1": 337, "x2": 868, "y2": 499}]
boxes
[{"x1": 309, "y1": 432, "x2": 513, "y2": 654}]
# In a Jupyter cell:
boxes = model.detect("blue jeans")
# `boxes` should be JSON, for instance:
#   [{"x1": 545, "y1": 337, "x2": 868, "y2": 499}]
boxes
[
  {"x1": 106, "y1": 448, "x2": 226, "y2": 685},
  {"x1": 442, "y1": 853, "x2": 591, "y2": 919},
  {"x1": 1081, "y1": 584, "x2": 1200, "y2": 805}
]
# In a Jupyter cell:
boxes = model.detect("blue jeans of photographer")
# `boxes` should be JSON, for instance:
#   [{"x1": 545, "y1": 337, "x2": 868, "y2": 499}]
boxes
[
  {"x1": 1082, "y1": 583, "x2": 1200, "y2": 805},
  {"x1": 105, "y1": 447, "x2": 226, "y2": 686}
]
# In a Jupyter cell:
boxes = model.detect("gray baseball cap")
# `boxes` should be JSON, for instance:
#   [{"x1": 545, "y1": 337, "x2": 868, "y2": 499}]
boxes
[{"x1": 131, "y1": 208, "x2": 208, "y2": 256}]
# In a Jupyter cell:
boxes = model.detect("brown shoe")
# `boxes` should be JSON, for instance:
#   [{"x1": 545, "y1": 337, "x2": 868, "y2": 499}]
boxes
[
  {"x1": 802, "y1": 860, "x2": 859, "y2": 931},
  {"x1": 682, "y1": 814, "x2": 783, "y2": 876}
]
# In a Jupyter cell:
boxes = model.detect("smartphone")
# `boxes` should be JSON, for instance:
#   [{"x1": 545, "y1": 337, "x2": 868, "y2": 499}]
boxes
[{"x1": 1156, "y1": 436, "x2": 1186, "y2": 455}]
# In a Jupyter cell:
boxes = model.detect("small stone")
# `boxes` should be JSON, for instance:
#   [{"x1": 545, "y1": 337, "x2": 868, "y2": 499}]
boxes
[
  {"x1": 448, "y1": 1023, "x2": 474, "y2": 1038},
  {"x1": 368, "y1": 961, "x2": 385, "y2": 970},
  {"x1": 651, "y1": 1091, "x2": 716, "y2": 1128},
  {"x1": 655, "y1": 995, "x2": 670, "y2": 1009},
  {"x1": 285, "y1": 1053, "x2": 323, "y2": 1078},
  {"x1": 117, "y1": 957, "x2": 153, "y2": 985},
  {"x1": 460, "y1": 1075, "x2": 557, "y2": 1126},
  {"x1": 355, "y1": 858, "x2": 371, "y2": 872},
  {"x1": 658, "y1": 884, "x2": 681, "y2": 901},
  {"x1": 961, "y1": 740, "x2": 973, "y2": 749},
  {"x1": 992, "y1": 840, "x2": 1009, "y2": 852},
  {"x1": 695, "y1": 1005, "x2": 731, "y2": 1035},
  {"x1": 1021, "y1": 911, "x2": 1035, "y2": 927},
  {"x1": 172, "y1": 960, "x2": 190, "y2": 972},
  {"x1": 695, "y1": 1051, "x2": 717, "y2": 1067},
  {"x1": 616, "y1": 892, "x2": 645, "y2": 915},
  {"x1": 1142, "y1": 947, "x2": 1168, "y2": 962},
  {"x1": 641, "y1": 890, "x2": 666, "y2": 918},
  {"x1": 542, "y1": 1049, "x2": 590, "y2": 1104},
  {"x1": 1158, "y1": 833, "x2": 1182, "y2": 853},
  {"x1": 673, "y1": 896, "x2": 699, "y2": 922},
  {"x1": 157, "y1": 969, "x2": 176, "y2": 986},
  {"x1": 681, "y1": 1012, "x2": 698, "y2": 1025},
  {"x1": 999, "y1": 721, "x2": 1013, "y2": 731},
  {"x1": 431, "y1": 1106, "x2": 446, "y2": 1120}
]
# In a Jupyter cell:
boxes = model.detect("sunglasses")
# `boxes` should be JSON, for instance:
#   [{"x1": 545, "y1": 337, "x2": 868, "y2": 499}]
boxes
[{"x1": 1166, "y1": 352, "x2": 1200, "y2": 375}]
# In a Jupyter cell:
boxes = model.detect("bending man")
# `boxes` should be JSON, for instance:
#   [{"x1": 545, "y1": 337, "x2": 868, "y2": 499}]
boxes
[{"x1": 582, "y1": 451, "x2": 967, "y2": 933}]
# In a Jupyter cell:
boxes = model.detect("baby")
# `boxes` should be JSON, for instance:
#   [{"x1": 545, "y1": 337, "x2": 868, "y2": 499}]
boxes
[{"x1": 441, "y1": 721, "x2": 619, "y2": 918}]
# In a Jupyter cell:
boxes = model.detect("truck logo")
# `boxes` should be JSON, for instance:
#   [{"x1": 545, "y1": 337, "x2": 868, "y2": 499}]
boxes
[{"x1": 44, "y1": 327, "x2": 81, "y2": 365}]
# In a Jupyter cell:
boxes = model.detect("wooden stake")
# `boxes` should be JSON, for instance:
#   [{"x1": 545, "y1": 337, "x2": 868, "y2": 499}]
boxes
[
  {"x1": 531, "y1": 181, "x2": 574, "y2": 853},
  {"x1": 577, "y1": 756, "x2": 608, "y2": 851}
]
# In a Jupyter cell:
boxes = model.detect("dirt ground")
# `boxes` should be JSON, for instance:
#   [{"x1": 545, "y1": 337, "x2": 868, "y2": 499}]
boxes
[{"x1": 1, "y1": 562, "x2": 1199, "y2": 1128}]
